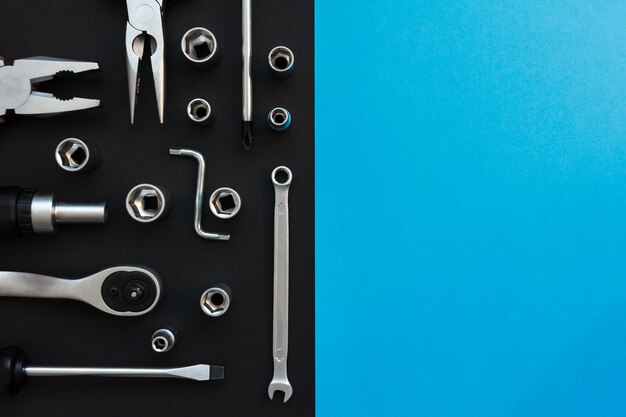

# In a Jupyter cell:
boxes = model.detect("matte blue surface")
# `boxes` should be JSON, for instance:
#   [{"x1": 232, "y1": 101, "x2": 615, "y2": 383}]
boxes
[{"x1": 316, "y1": 2, "x2": 626, "y2": 416}]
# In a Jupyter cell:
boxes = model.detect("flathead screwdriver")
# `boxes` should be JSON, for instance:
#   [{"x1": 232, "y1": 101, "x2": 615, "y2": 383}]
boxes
[{"x1": 0, "y1": 346, "x2": 224, "y2": 395}]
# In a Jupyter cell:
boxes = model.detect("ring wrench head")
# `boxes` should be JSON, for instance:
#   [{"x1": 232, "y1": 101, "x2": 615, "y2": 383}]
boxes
[{"x1": 272, "y1": 166, "x2": 293, "y2": 187}]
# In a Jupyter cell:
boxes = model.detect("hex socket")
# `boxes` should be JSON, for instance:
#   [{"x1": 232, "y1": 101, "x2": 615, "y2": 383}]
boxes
[
  {"x1": 200, "y1": 283, "x2": 233, "y2": 317},
  {"x1": 55, "y1": 138, "x2": 100, "y2": 173},
  {"x1": 187, "y1": 99, "x2": 214, "y2": 125},
  {"x1": 151, "y1": 328, "x2": 177, "y2": 353},
  {"x1": 125, "y1": 184, "x2": 171, "y2": 223},
  {"x1": 268, "y1": 107, "x2": 292, "y2": 132},
  {"x1": 268, "y1": 46, "x2": 295, "y2": 78},
  {"x1": 209, "y1": 187, "x2": 242, "y2": 219},
  {"x1": 181, "y1": 27, "x2": 220, "y2": 70}
]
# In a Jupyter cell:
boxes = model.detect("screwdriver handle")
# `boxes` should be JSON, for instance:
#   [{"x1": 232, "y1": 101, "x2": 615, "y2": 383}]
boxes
[{"x1": 0, "y1": 346, "x2": 28, "y2": 395}]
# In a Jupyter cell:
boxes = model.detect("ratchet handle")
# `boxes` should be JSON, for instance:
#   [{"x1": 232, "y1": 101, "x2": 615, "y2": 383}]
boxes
[
  {"x1": 0, "y1": 272, "x2": 80, "y2": 300},
  {"x1": 272, "y1": 167, "x2": 292, "y2": 362},
  {"x1": 0, "y1": 267, "x2": 162, "y2": 316}
]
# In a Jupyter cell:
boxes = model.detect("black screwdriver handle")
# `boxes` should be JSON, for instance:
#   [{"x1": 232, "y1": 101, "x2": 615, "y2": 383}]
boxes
[{"x1": 0, "y1": 346, "x2": 29, "y2": 395}]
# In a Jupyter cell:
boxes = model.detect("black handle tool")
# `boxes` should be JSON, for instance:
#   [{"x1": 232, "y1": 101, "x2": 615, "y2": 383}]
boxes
[{"x1": 0, "y1": 346, "x2": 224, "y2": 395}]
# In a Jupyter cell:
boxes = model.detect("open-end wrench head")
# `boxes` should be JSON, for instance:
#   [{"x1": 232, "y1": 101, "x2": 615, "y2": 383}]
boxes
[{"x1": 268, "y1": 380, "x2": 293, "y2": 403}]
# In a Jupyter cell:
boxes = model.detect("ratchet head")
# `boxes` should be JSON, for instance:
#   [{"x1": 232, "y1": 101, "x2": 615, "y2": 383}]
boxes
[
  {"x1": 81, "y1": 266, "x2": 162, "y2": 316},
  {"x1": 125, "y1": 0, "x2": 165, "y2": 123},
  {"x1": 0, "y1": 57, "x2": 100, "y2": 117}
]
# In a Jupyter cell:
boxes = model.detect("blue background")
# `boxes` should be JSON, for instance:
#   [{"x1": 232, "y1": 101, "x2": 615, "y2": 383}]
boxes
[{"x1": 316, "y1": 1, "x2": 626, "y2": 416}]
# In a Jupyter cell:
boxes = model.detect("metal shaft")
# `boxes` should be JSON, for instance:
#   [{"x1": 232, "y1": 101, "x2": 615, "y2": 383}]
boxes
[
  {"x1": 242, "y1": 0, "x2": 253, "y2": 150},
  {"x1": 54, "y1": 202, "x2": 107, "y2": 224},
  {"x1": 169, "y1": 148, "x2": 230, "y2": 241},
  {"x1": 25, "y1": 364, "x2": 222, "y2": 382}
]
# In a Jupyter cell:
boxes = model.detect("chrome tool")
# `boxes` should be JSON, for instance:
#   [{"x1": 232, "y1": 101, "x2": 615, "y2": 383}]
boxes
[
  {"x1": 187, "y1": 98, "x2": 214, "y2": 125},
  {"x1": 268, "y1": 107, "x2": 291, "y2": 132},
  {"x1": 209, "y1": 188, "x2": 242, "y2": 219},
  {"x1": 200, "y1": 283, "x2": 233, "y2": 317},
  {"x1": 0, "y1": 57, "x2": 100, "y2": 122},
  {"x1": 55, "y1": 138, "x2": 100, "y2": 173},
  {"x1": 242, "y1": 0, "x2": 253, "y2": 150},
  {"x1": 169, "y1": 148, "x2": 230, "y2": 241},
  {"x1": 268, "y1": 46, "x2": 295, "y2": 78},
  {"x1": 0, "y1": 266, "x2": 162, "y2": 316},
  {"x1": 126, "y1": 184, "x2": 171, "y2": 223},
  {"x1": 125, "y1": 0, "x2": 165, "y2": 123},
  {"x1": 268, "y1": 166, "x2": 293, "y2": 402},
  {"x1": 151, "y1": 327, "x2": 177, "y2": 353},
  {"x1": 0, "y1": 346, "x2": 223, "y2": 395},
  {"x1": 182, "y1": 28, "x2": 219, "y2": 70}
]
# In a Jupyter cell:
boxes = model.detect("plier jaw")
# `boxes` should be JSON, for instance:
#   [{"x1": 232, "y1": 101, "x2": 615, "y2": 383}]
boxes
[
  {"x1": 125, "y1": 0, "x2": 165, "y2": 124},
  {"x1": 0, "y1": 57, "x2": 100, "y2": 119}
]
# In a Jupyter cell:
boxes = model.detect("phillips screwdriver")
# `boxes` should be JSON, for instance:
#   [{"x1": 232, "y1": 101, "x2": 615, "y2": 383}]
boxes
[
  {"x1": 241, "y1": 0, "x2": 253, "y2": 150},
  {"x1": 0, "y1": 346, "x2": 224, "y2": 395}
]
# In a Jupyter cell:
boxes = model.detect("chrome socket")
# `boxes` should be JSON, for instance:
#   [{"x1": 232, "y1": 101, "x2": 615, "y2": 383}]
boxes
[
  {"x1": 55, "y1": 138, "x2": 100, "y2": 173},
  {"x1": 151, "y1": 327, "x2": 177, "y2": 353},
  {"x1": 187, "y1": 98, "x2": 214, "y2": 125},
  {"x1": 268, "y1": 46, "x2": 295, "y2": 78},
  {"x1": 126, "y1": 184, "x2": 171, "y2": 223},
  {"x1": 200, "y1": 284, "x2": 233, "y2": 317},
  {"x1": 209, "y1": 187, "x2": 242, "y2": 219},
  {"x1": 182, "y1": 27, "x2": 220, "y2": 70},
  {"x1": 268, "y1": 107, "x2": 291, "y2": 132}
]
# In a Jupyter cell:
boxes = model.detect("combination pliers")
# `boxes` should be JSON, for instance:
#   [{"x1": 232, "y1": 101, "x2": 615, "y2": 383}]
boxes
[{"x1": 0, "y1": 57, "x2": 100, "y2": 122}]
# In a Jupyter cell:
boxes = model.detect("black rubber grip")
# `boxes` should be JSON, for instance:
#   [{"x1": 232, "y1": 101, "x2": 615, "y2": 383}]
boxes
[
  {"x1": 0, "y1": 346, "x2": 28, "y2": 395},
  {"x1": 16, "y1": 189, "x2": 35, "y2": 235},
  {"x1": 0, "y1": 187, "x2": 22, "y2": 237}
]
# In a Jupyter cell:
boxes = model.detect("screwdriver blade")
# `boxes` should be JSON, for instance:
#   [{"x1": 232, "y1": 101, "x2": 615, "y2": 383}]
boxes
[
  {"x1": 25, "y1": 365, "x2": 225, "y2": 382},
  {"x1": 166, "y1": 365, "x2": 224, "y2": 381}
]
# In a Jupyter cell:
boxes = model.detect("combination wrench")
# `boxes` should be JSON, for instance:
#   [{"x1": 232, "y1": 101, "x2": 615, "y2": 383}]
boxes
[
  {"x1": 0, "y1": 266, "x2": 162, "y2": 316},
  {"x1": 268, "y1": 166, "x2": 293, "y2": 402}
]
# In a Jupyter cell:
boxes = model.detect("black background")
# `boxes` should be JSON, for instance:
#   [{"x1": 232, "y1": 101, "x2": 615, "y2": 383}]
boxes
[{"x1": 0, "y1": 0, "x2": 314, "y2": 415}]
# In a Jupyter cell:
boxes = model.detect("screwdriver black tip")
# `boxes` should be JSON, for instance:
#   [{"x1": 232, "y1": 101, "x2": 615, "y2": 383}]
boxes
[
  {"x1": 242, "y1": 121, "x2": 253, "y2": 151},
  {"x1": 210, "y1": 365, "x2": 225, "y2": 380}
]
